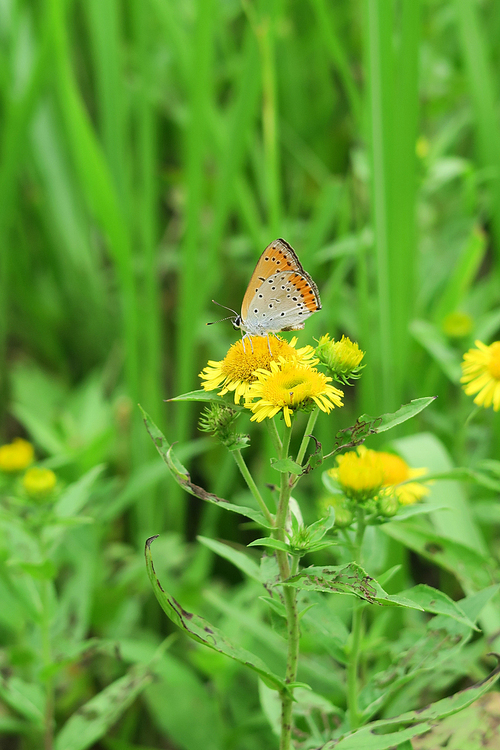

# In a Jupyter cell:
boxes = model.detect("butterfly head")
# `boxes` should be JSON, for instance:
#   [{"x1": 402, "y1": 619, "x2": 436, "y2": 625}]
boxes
[{"x1": 232, "y1": 314, "x2": 243, "y2": 331}]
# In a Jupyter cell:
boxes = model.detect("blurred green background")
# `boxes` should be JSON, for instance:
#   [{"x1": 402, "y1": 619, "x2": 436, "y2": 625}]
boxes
[{"x1": 2, "y1": 0, "x2": 500, "y2": 747}]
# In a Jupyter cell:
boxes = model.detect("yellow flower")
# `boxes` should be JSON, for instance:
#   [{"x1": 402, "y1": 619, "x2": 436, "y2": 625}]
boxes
[
  {"x1": 328, "y1": 447, "x2": 384, "y2": 502},
  {"x1": 315, "y1": 334, "x2": 365, "y2": 384},
  {"x1": 328, "y1": 447, "x2": 429, "y2": 506},
  {"x1": 200, "y1": 335, "x2": 317, "y2": 404},
  {"x1": 246, "y1": 360, "x2": 343, "y2": 427},
  {"x1": 461, "y1": 340, "x2": 500, "y2": 411},
  {"x1": 377, "y1": 451, "x2": 429, "y2": 506},
  {"x1": 22, "y1": 467, "x2": 57, "y2": 499},
  {"x1": 0, "y1": 438, "x2": 34, "y2": 473}
]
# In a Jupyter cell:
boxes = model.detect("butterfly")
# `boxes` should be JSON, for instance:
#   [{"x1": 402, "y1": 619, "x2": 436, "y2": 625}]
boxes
[{"x1": 211, "y1": 239, "x2": 321, "y2": 348}]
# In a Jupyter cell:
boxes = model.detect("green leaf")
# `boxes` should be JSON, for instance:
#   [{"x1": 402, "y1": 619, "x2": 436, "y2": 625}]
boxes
[
  {"x1": 394, "y1": 585, "x2": 477, "y2": 629},
  {"x1": 270, "y1": 457, "x2": 303, "y2": 474},
  {"x1": 168, "y1": 389, "x2": 244, "y2": 409},
  {"x1": 322, "y1": 658, "x2": 500, "y2": 749},
  {"x1": 359, "y1": 397, "x2": 436, "y2": 433},
  {"x1": 17, "y1": 560, "x2": 56, "y2": 580},
  {"x1": 390, "y1": 503, "x2": 449, "y2": 521},
  {"x1": 145, "y1": 536, "x2": 287, "y2": 692},
  {"x1": 283, "y1": 568, "x2": 475, "y2": 627},
  {"x1": 410, "y1": 319, "x2": 462, "y2": 383},
  {"x1": 248, "y1": 538, "x2": 291, "y2": 552},
  {"x1": 53, "y1": 465, "x2": 105, "y2": 519},
  {"x1": 382, "y1": 522, "x2": 491, "y2": 591},
  {"x1": 141, "y1": 407, "x2": 271, "y2": 528},
  {"x1": 197, "y1": 536, "x2": 261, "y2": 582},
  {"x1": 54, "y1": 664, "x2": 152, "y2": 750},
  {"x1": 280, "y1": 563, "x2": 424, "y2": 609},
  {"x1": 0, "y1": 676, "x2": 44, "y2": 728},
  {"x1": 360, "y1": 588, "x2": 485, "y2": 723},
  {"x1": 259, "y1": 596, "x2": 287, "y2": 618},
  {"x1": 409, "y1": 691, "x2": 500, "y2": 750}
]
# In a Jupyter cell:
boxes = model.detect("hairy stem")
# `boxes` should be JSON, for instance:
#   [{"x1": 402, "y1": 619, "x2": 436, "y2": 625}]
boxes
[{"x1": 273, "y1": 422, "x2": 300, "y2": 750}]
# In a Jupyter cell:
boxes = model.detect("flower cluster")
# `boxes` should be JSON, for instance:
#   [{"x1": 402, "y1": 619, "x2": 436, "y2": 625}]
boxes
[
  {"x1": 200, "y1": 333, "x2": 350, "y2": 429},
  {"x1": 325, "y1": 446, "x2": 429, "y2": 523},
  {"x1": 0, "y1": 437, "x2": 57, "y2": 501}
]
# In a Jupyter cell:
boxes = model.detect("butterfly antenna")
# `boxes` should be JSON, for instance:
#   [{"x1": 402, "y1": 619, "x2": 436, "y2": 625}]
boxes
[
  {"x1": 211, "y1": 299, "x2": 238, "y2": 315},
  {"x1": 207, "y1": 315, "x2": 235, "y2": 326}
]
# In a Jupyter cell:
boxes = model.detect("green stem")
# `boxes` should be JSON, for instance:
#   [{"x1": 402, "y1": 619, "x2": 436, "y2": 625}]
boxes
[
  {"x1": 347, "y1": 508, "x2": 366, "y2": 731},
  {"x1": 41, "y1": 579, "x2": 54, "y2": 750},
  {"x1": 273, "y1": 421, "x2": 300, "y2": 750},
  {"x1": 266, "y1": 415, "x2": 283, "y2": 455},
  {"x1": 232, "y1": 449, "x2": 274, "y2": 527},
  {"x1": 294, "y1": 407, "x2": 320, "y2": 479}
]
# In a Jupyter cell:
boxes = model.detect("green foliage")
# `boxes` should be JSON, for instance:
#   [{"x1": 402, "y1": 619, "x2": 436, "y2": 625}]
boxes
[{"x1": 3, "y1": 0, "x2": 500, "y2": 747}]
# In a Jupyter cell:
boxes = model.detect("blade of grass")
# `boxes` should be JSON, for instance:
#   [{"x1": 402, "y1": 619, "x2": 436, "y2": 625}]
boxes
[
  {"x1": 364, "y1": 0, "x2": 420, "y2": 410},
  {"x1": 455, "y1": 0, "x2": 500, "y2": 263},
  {"x1": 310, "y1": 0, "x2": 362, "y2": 129},
  {"x1": 0, "y1": 7, "x2": 51, "y2": 420},
  {"x1": 174, "y1": 0, "x2": 215, "y2": 532},
  {"x1": 48, "y1": 0, "x2": 139, "y2": 401}
]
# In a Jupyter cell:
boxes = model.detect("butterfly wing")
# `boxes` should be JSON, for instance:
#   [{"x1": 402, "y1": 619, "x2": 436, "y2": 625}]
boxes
[
  {"x1": 240, "y1": 239, "x2": 321, "y2": 335},
  {"x1": 241, "y1": 239, "x2": 305, "y2": 320}
]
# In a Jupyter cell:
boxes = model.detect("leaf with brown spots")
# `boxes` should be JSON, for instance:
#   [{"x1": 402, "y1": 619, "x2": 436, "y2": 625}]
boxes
[
  {"x1": 54, "y1": 664, "x2": 153, "y2": 750},
  {"x1": 319, "y1": 657, "x2": 500, "y2": 749},
  {"x1": 140, "y1": 407, "x2": 272, "y2": 528},
  {"x1": 145, "y1": 536, "x2": 287, "y2": 693}
]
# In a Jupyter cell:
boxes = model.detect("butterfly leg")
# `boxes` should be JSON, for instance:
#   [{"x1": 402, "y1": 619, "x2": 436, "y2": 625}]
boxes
[
  {"x1": 266, "y1": 334, "x2": 272, "y2": 356},
  {"x1": 241, "y1": 332, "x2": 254, "y2": 354}
]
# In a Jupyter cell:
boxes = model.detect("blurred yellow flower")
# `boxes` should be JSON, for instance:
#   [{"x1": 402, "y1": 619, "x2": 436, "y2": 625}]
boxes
[
  {"x1": 0, "y1": 438, "x2": 34, "y2": 473},
  {"x1": 416, "y1": 135, "x2": 429, "y2": 159},
  {"x1": 329, "y1": 447, "x2": 383, "y2": 502},
  {"x1": 378, "y1": 451, "x2": 429, "y2": 506},
  {"x1": 200, "y1": 335, "x2": 317, "y2": 404},
  {"x1": 329, "y1": 447, "x2": 429, "y2": 506},
  {"x1": 315, "y1": 334, "x2": 364, "y2": 384},
  {"x1": 22, "y1": 467, "x2": 57, "y2": 499},
  {"x1": 461, "y1": 340, "x2": 500, "y2": 411},
  {"x1": 247, "y1": 360, "x2": 343, "y2": 427}
]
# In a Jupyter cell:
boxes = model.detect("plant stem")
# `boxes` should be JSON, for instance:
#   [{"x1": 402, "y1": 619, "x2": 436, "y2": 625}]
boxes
[
  {"x1": 266, "y1": 415, "x2": 283, "y2": 455},
  {"x1": 41, "y1": 579, "x2": 54, "y2": 750},
  {"x1": 295, "y1": 407, "x2": 319, "y2": 468},
  {"x1": 232, "y1": 449, "x2": 274, "y2": 527},
  {"x1": 347, "y1": 508, "x2": 366, "y2": 731},
  {"x1": 273, "y1": 421, "x2": 300, "y2": 750}
]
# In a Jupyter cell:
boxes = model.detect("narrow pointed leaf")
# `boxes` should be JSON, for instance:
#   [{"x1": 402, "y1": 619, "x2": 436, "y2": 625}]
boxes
[
  {"x1": 197, "y1": 536, "x2": 261, "y2": 582},
  {"x1": 169, "y1": 389, "x2": 244, "y2": 408},
  {"x1": 141, "y1": 407, "x2": 271, "y2": 527},
  {"x1": 359, "y1": 397, "x2": 436, "y2": 433},
  {"x1": 145, "y1": 536, "x2": 287, "y2": 692},
  {"x1": 322, "y1": 658, "x2": 500, "y2": 749},
  {"x1": 54, "y1": 664, "x2": 152, "y2": 750}
]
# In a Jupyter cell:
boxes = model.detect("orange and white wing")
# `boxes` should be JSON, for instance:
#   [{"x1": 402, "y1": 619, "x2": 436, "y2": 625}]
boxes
[{"x1": 241, "y1": 239, "x2": 305, "y2": 320}]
